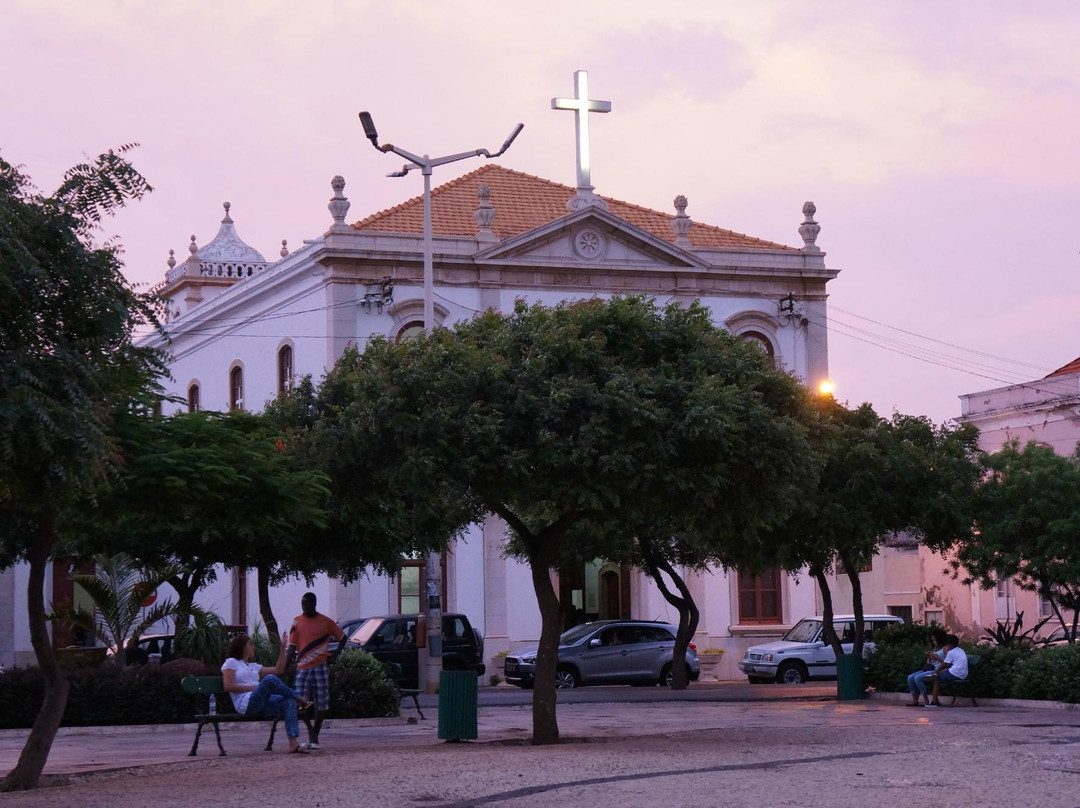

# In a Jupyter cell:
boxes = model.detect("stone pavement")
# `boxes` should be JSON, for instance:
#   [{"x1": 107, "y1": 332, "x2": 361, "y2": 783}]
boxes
[{"x1": 2, "y1": 686, "x2": 1079, "y2": 807}]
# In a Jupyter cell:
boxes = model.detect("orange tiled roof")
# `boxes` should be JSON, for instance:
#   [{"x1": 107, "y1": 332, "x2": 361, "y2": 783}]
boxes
[
  {"x1": 352, "y1": 164, "x2": 796, "y2": 251},
  {"x1": 1045, "y1": 356, "x2": 1080, "y2": 378}
]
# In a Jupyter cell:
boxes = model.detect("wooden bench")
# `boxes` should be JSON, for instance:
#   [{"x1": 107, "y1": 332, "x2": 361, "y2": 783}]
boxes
[
  {"x1": 182, "y1": 672, "x2": 424, "y2": 756},
  {"x1": 181, "y1": 676, "x2": 314, "y2": 756},
  {"x1": 938, "y1": 653, "x2": 981, "y2": 706}
]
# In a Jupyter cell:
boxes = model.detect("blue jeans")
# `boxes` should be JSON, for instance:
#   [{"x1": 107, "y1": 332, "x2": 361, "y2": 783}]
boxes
[
  {"x1": 907, "y1": 670, "x2": 934, "y2": 700},
  {"x1": 245, "y1": 674, "x2": 300, "y2": 739}
]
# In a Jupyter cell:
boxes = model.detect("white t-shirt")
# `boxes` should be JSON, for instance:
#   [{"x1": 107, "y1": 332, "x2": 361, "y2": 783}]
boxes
[
  {"x1": 221, "y1": 657, "x2": 262, "y2": 713},
  {"x1": 943, "y1": 646, "x2": 968, "y2": 679}
]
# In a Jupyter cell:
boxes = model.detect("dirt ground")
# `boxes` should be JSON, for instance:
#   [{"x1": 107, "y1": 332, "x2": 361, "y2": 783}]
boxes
[{"x1": 3, "y1": 702, "x2": 1080, "y2": 808}]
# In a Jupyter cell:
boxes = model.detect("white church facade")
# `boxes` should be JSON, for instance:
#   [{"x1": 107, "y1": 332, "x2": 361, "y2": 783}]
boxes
[
  {"x1": 139, "y1": 143, "x2": 842, "y2": 678},
  {"x1": 4, "y1": 77, "x2": 909, "y2": 676}
]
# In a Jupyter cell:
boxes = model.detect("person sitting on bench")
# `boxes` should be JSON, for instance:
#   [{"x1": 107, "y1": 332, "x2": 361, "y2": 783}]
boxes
[
  {"x1": 927, "y1": 634, "x2": 969, "y2": 707},
  {"x1": 221, "y1": 632, "x2": 313, "y2": 753}
]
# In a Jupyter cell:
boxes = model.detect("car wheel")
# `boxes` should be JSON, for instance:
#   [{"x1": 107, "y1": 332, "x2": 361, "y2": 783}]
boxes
[
  {"x1": 554, "y1": 667, "x2": 579, "y2": 689},
  {"x1": 776, "y1": 661, "x2": 807, "y2": 684},
  {"x1": 660, "y1": 663, "x2": 674, "y2": 687}
]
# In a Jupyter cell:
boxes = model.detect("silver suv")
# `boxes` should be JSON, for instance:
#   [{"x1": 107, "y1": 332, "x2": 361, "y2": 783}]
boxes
[
  {"x1": 504, "y1": 620, "x2": 700, "y2": 689},
  {"x1": 737, "y1": 614, "x2": 903, "y2": 684}
]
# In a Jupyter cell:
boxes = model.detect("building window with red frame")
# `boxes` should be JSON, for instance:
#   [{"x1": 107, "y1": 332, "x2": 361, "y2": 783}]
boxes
[{"x1": 738, "y1": 568, "x2": 782, "y2": 623}]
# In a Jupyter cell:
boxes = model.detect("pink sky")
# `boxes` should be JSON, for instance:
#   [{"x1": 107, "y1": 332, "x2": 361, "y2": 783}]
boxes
[{"x1": 4, "y1": 1, "x2": 1079, "y2": 425}]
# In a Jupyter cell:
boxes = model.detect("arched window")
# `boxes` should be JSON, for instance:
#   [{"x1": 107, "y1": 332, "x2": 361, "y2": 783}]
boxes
[
  {"x1": 229, "y1": 366, "x2": 244, "y2": 411},
  {"x1": 187, "y1": 384, "x2": 200, "y2": 413},
  {"x1": 396, "y1": 321, "x2": 425, "y2": 343},
  {"x1": 740, "y1": 330, "x2": 775, "y2": 362},
  {"x1": 277, "y1": 345, "x2": 294, "y2": 396}
]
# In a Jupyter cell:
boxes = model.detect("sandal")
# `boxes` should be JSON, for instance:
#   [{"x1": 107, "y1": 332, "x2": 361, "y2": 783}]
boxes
[{"x1": 290, "y1": 743, "x2": 310, "y2": 754}]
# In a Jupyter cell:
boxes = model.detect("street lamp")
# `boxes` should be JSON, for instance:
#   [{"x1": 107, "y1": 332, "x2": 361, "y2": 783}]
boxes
[
  {"x1": 358, "y1": 111, "x2": 524, "y2": 694},
  {"x1": 358, "y1": 112, "x2": 523, "y2": 334}
]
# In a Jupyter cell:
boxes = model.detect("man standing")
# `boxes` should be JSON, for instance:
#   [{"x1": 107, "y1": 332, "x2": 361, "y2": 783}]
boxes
[{"x1": 288, "y1": 592, "x2": 345, "y2": 749}]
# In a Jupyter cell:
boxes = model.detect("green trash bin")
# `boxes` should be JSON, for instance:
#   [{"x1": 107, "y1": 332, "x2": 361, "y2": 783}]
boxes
[
  {"x1": 835, "y1": 653, "x2": 866, "y2": 700},
  {"x1": 438, "y1": 670, "x2": 478, "y2": 741}
]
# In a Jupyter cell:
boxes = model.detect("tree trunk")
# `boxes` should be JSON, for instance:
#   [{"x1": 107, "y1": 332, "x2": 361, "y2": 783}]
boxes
[
  {"x1": 844, "y1": 558, "x2": 865, "y2": 657},
  {"x1": 527, "y1": 541, "x2": 562, "y2": 745},
  {"x1": 2, "y1": 519, "x2": 70, "y2": 792},
  {"x1": 812, "y1": 565, "x2": 843, "y2": 658},
  {"x1": 256, "y1": 566, "x2": 280, "y2": 654},
  {"x1": 639, "y1": 541, "x2": 697, "y2": 689}
]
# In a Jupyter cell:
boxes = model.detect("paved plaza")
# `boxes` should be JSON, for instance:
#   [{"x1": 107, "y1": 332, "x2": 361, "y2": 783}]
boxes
[{"x1": 1, "y1": 686, "x2": 1078, "y2": 807}]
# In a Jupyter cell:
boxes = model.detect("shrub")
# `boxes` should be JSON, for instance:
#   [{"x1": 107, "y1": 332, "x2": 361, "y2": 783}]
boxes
[
  {"x1": 1011, "y1": 644, "x2": 1080, "y2": 703},
  {"x1": 0, "y1": 649, "x2": 400, "y2": 727},
  {"x1": 328, "y1": 649, "x2": 401, "y2": 718},
  {"x1": 865, "y1": 622, "x2": 938, "y2": 692}
]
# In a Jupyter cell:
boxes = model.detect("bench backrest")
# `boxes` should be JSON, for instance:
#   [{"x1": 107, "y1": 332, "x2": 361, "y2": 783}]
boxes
[{"x1": 182, "y1": 675, "x2": 224, "y2": 695}]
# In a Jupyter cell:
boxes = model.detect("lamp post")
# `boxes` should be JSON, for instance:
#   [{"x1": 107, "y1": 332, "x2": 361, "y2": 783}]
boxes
[{"x1": 358, "y1": 112, "x2": 523, "y2": 694}]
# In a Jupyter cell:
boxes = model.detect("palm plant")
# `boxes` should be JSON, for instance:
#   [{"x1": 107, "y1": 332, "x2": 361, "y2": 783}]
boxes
[{"x1": 51, "y1": 553, "x2": 186, "y2": 666}]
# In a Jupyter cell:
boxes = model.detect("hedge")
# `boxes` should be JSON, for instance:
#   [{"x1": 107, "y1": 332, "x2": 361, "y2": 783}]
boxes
[
  {"x1": 0, "y1": 651, "x2": 401, "y2": 729},
  {"x1": 866, "y1": 635, "x2": 1080, "y2": 703}
]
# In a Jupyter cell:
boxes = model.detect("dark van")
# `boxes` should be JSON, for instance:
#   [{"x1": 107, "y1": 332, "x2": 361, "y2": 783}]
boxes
[{"x1": 344, "y1": 613, "x2": 484, "y2": 688}]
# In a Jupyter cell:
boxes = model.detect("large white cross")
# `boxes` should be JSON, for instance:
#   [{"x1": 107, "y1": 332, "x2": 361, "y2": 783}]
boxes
[{"x1": 552, "y1": 70, "x2": 611, "y2": 191}]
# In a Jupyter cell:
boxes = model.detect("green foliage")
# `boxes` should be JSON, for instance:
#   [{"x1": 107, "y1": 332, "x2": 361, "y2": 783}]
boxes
[
  {"x1": 0, "y1": 652, "x2": 402, "y2": 728},
  {"x1": 980, "y1": 610, "x2": 1052, "y2": 648},
  {"x1": 1011, "y1": 644, "x2": 1080, "y2": 702},
  {"x1": 0, "y1": 149, "x2": 165, "y2": 559},
  {"x1": 329, "y1": 650, "x2": 402, "y2": 718},
  {"x1": 762, "y1": 400, "x2": 981, "y2": 656},
  {"x1": 955, "y1": 442, "x2": 1080, "y2": 628},
  {"x1": 249, "y1": 621, "x2": 278, "y2": 666},
  {"x1": 865, "y1": 626, "x2": 1080, "y2": 703},
  {"x1": 173, "y1": 610, "x2": 228, "y2": 668},
  {"x1": 0, "y1": 666, "x2": 197, "y2": 729},
  {"x1": 49, "y1": 553, "x2": 187, "y2": 667}
]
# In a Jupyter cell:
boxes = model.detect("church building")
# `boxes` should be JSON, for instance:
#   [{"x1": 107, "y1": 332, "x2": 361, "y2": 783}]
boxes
[{"x1": 1, "y1": 75, "x2": 845, "y2": 674}]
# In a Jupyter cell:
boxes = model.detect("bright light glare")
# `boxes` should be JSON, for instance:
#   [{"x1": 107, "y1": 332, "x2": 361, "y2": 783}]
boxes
[{"x1": 819, "y1": 380, "x2": 836, "y2": 396}]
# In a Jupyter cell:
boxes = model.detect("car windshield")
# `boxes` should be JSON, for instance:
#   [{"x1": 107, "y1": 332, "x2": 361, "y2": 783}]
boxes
[
  {"x1": 560, "y1": 624, "x2": 603, "y2": 645},
  {"x1": 349, "y1": 618, "x2": 378, "y2": 644},
  {"x1": 783, "y1": 619, "x2": 822, "y2": 644}
]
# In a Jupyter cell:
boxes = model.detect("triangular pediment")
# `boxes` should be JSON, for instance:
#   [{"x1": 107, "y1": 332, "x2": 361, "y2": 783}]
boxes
[{"x1": 475, "y1": 206, "x2": 707, "y2": 270}]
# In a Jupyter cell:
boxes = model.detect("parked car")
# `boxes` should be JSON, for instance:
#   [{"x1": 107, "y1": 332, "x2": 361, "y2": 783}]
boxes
[
  {"x1": 344, "y1": 613, "x2": 484, "y2": 688},
  {"x1": 737, "y1": 614, "x2": 904, "y2": 684},
  {"x1": 107, "y1": 633, "x2": 175, "y2": 665},
  {"x1": 328, "y1": 617, "x2": 368, "y2": 656},
  {"x1": 1044, "y1": 623, "x2": 1078, "y2": 646},
  {"x1": 503, "y1": 619, "x2": 700, "y2": 690}
]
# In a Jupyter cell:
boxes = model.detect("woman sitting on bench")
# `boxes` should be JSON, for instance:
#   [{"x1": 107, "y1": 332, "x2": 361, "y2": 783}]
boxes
[{"x1": 222, "y1": 632, "x2": 313, "y2": 753}]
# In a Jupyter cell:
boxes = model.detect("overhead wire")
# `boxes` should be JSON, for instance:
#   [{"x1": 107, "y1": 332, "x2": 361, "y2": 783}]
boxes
[{"x1": 153, "y1": 274, "x2": 1063, "y2": 392}]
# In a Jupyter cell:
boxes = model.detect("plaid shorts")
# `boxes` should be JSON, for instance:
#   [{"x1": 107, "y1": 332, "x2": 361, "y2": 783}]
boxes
[{"x1": 295, "y1": 664, "x2": 330, "y2": 711}]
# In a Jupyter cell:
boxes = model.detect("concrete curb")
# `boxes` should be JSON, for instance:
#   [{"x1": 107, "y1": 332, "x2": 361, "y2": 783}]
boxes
[{"x1": 867, "y1": 690, "x2": 1080, "y2": 711}]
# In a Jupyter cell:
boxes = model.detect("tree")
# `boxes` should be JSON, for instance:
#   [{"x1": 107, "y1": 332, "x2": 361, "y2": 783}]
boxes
[
  {"x1": 50, "y1": 553, "x2": 187, "y2": 667},
  {"x1": 762, "y1": 400, "x2": 981, "y2": 659},
  {"x1": 955, "y1": 441, "x2": 1080, "y2": 641},
  {"x1": 0, "y1": 148, "x2": 164, "y2": 791},
  {"x1": 317, "y1": 296, "x2": 814, "y2": 741},
  {"x1": 75, "y1": 410, "x2": 331, "y2": 652}
]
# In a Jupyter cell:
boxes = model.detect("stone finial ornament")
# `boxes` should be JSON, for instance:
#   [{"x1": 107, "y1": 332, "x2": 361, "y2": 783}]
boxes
[
  {"x1": 671, "y1": 195, "x2": 692, "y2": 248},
  {"x1": 328, "y1": 175, "x2": 351, "y2": 230},
  {"x1": 188, "y1": 235, "x2": 198, "y2": 255},
  {"x1": 222, "y1": 201, "x2": 232, "y2": 222},
  {"x1": 799, "y1": 201, "x2": 821, "y2": 253},
  {"x1": 167, "y1": 249, "x2": 176, "y2": 270},
  {"x1": 474, "y1": 183, "x2": 497, "y2": 244},
  {"x1": 280, "y1": 239, "x2": 289, "y2": 258}
]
